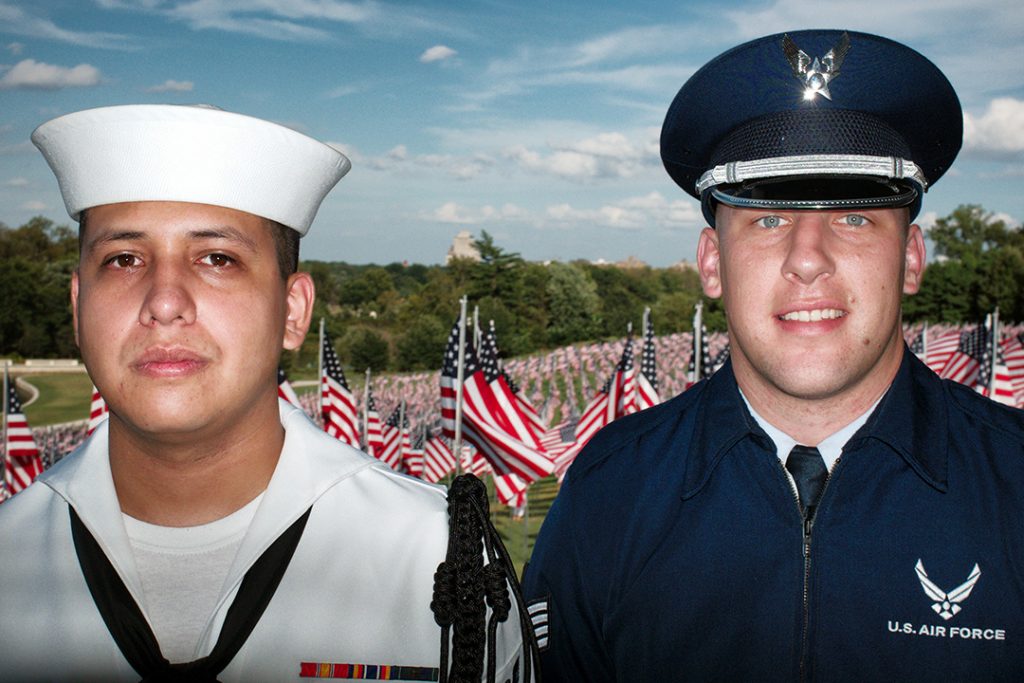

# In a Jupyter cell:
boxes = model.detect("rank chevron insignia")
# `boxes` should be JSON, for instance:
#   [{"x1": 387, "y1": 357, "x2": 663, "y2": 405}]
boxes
[
  {"x1": 781, "y1": 32, "x2": 850, "y2": 101},
  {"x1": 915, "y1": 559, "x2": 981, "y2": 621}
]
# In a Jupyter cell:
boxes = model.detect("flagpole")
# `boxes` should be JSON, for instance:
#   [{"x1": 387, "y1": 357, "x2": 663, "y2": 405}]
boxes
[
  {"x1": 318, "y1": 318, "x2": 325, "y2": 391},
  {"x1": 990, "y1": 308, "x2": 1000, "y2": 397},
  {"x1": 693, "y1": 301, "x2": 703, "y2": 381},
  {"x1": 2, "y1": 366, "x2": 9, "y2": 498},
  {"x1": 473, "y1": 305, "x2": 481, "y2": 351},
  {"x1": 453, "y1": 296, "x2": 468, "y2": 477},
  {"x1": 362, "y1": 368, "x2": 371, "y2": 450}
]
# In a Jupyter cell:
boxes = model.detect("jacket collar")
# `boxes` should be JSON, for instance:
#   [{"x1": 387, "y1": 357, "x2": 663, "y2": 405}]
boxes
[
  {"x1": 844, "y1": 347, "x2": 949, "y2": 492},
  {"x1": 39, "y1": 400, "x2": 379, "y2": 625},
  {"x1": 681, "y1": 347, "x2": 949, "y2": 498}
]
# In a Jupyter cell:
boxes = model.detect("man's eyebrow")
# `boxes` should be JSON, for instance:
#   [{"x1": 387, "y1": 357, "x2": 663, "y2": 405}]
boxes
[
  {"x1": 188, "y1": 227, "x2": 259, "y2": 252},
  {"x1": 84, "y1": 230, "x2": 145, "y2": 252}
]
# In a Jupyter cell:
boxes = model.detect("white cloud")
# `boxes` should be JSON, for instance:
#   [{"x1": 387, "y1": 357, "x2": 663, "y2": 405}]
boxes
[
  {"x1": 325, "y1": 83, "x2": 360, "y2": 99},
  {"x1": 426, "y1": 201, "x2": 526, "y2": 225},
  {"x1": 4, "y1": 177, "x2": 28, "y2": 187},
  {"x1": 963, "y1": 98, "x2": 1024, "y2": 159},
  {"x1": 20, "y1": 200, "x2": 46, "y2": 211},
  {"x1": 7, "y1": 42, "x2": 23, "y2": 55},
  {"x1": 357, "y1": 143, "x2": 495, "y2": 180},
  {"x1": 420, "y1": 45, "x2": 456, "y2": 63},
  {"x1": 0, "y1": 59, "x2": 101, "y2": 90},
  {"x1": 504, "y1": 130, "x2": 659, "y2": 182},
  {"x1": 146, "y1": 79, "x2": 194, "y2": 93},
  {"x1": 426, "y1": 192, "x2": 702, "y2": 233},
  {"x1": 0, "y1": 3, "x2": 134, "y2": 49}
]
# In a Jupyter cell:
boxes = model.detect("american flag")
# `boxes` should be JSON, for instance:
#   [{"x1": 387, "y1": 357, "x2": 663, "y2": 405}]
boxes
[
  {"x1": 277, "y1": 368, "x2": 301, "y2": 407},
  {"x1": 86, "y1": 384, "x2": 108, "y2": 435},
  {"x1": 321, "y1": 329, "x2": 359, "y2": 448},
  {"x1": 439, "y1": 316, "x2": 553, "y2": 503},
  {"x1": 440, "y1": 319, "x2": 460, "y2": 440},
  {"x1": 363, "y1": 384, "x2": 384, "y2": 459},
  {"x1": 616, "y1": 335, "x2": 637, "y2": 417},
  {"x1": 940, "y1": 324, "x2": 988, "y2": 386},
  {"x1": 422, "y1": 432, "x2": 456, "y2": 483},
  {"x1": 709, "y1": 341, "x2": 730, "y2": 375},
  {"x1": 687, "y1": 323, "x2": 712, "y2": 388},
  {"x1": 4, "y1": 378, "x2": 44, "y2": 497},
  {"x1": 483, "y1": 319, "x2": 548, "y2": 432},
  {"x1": 403, "y1": 426, "x2": 425, "y2": 478},
  {"x1": 909, "y1": 322, "x2": 927, "y2": 362},
  {"x1": 999, "y1": 334, "x2": 1024, "y2": 408},
  {"x1": 635, "y1": 316, "x2": 660, "y2": 411},
  {"x1": 571, "y1": 375, "x2": 614, "y2": 456},
  {"x1": 378, "y1": 402, "x2": 408, "y2": 471},
  {"x1": 925, "y1": 326, "x2": 963, "y2": 375}
]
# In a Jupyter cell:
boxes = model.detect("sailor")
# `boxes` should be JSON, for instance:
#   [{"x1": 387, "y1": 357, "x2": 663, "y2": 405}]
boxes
[
  {"x1": 0, "y1": 104, "x2": 535, "y2": 682},
  {"x1": 523, "y1": 29, "x2": 1024, "y2": 681}
]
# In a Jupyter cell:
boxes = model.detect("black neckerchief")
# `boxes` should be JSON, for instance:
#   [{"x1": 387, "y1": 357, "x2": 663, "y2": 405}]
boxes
[{"x1": 70, "y1": 505, "x2": 311, "y2": 682}]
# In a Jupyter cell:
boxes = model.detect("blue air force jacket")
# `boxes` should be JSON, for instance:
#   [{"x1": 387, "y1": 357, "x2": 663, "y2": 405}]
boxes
[{"x1": 523, "y1": 348, "x2": 1024, "y2": 681}]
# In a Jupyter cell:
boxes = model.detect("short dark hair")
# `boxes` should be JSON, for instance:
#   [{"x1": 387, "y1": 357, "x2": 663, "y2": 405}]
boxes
[{"x1": 78, "y1": 209, "x2": 300, "y2": 279}]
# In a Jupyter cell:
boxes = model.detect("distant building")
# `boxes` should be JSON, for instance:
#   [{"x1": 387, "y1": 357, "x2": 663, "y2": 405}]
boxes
[
  {"x1": 616, "y1": 255, "x2": 648, "y2": 269},
  {"x1": 668, "y1": 259, "x2": 699, "y2": 272},
  {"x1": 446, "y1": 230, "x2": 481, "y2": 264}
]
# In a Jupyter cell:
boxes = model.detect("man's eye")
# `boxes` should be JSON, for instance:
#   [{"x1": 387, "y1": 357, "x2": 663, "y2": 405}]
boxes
[
  {"x1": 106, "y1": 254, "x2": 141, "y2": 269},
  {"x1": 755, "y1": 215, "x2": 785, "y2": 229},
  {"x1": 840, "y1": 214, "x2": 870, "y2": 227},
  {"x1": 199, "y1": 253, "x2": 235, "y2": 267}
]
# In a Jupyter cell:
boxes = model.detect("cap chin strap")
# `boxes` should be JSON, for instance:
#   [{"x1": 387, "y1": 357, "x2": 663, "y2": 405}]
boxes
[{"x1": 696, "y1": 153, "x2": 927, "y2": 195}]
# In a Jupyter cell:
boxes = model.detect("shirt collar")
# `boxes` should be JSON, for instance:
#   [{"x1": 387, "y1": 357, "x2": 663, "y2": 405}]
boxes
[
  {"x1": 682, "y1": 347, "x2": 950, "y2": 498},
  {"x1": 739, "y1": 389, "x2": 881, "y2": 471}
]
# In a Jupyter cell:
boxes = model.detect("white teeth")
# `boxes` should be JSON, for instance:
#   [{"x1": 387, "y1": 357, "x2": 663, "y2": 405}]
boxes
[{"x1": 780, "y1": 308, "x2": 844, "y2": 322}]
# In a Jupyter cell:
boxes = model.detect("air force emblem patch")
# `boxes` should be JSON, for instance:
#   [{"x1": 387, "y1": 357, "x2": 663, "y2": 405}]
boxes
[
  {"x1": 782, "y1": 32, "x2": 850, "y2": 101},
  {"x1": 915, "y1": 559, "x2": 981, "y2": 620}
]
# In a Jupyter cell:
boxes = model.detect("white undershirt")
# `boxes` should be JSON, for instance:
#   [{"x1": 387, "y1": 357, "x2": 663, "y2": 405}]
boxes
[{"x1": 123, "y1": 494, "x2": 263, "y2": 663}]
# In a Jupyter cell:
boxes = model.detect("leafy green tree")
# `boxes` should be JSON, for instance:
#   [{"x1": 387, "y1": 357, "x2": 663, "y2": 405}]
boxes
[
  {"x1": 909, "y1": 205, "x2": 1024, "y2": 322},
  {"x1": 545, "y1": 262, "x2": 600, "y2": 345},
  {"x1": 344, "y1": 327, "x2": 390, "y2": 372},
  {"x1": 395, "y1": 315, "x2": 448, "y2": 370}
]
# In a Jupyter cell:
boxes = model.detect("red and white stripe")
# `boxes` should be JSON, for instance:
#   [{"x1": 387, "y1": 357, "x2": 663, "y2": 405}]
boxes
[
  {"x1": 322, "y1": 373, "x2": 359, "y2": 447},
  {"x1": 86, "y1": 385, "x2": 109, "y2": 435},
  {"x1": 422, "y1": 436, "x2": 456, "y2": 483},
  {"x1": 4, "y1": 414, "x2": 43, "y2": 496}
]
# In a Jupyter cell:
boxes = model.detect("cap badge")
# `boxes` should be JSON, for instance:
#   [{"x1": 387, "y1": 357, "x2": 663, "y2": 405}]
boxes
[{"x1": 782, "y1": 32, "x2": 850, "y2": 101}]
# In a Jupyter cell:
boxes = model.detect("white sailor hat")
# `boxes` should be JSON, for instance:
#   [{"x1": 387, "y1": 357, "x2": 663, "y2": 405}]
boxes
[
  {"x1": 661, "y1": 30, "x2": 962, "y2": 226},
  {"x1": 31, "y1": 104, "x2": 351, "y2": 236}
]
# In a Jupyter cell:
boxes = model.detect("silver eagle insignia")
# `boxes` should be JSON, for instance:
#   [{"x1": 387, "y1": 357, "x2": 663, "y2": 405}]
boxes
[
  {"x1": 781, "y1": 32, "x2": 850, "y2": 101},
  {"x1": 915, "y1": 559, "x2": 981, "y2": 621}
]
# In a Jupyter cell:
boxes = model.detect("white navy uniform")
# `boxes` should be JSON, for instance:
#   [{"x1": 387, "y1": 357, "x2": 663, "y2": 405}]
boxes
[{"x1": 0, "y1": 400, "x2": 526, "y2": 682}]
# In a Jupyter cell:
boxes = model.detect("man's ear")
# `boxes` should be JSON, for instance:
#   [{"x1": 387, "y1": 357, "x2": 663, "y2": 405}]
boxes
[
  {"x1": 70, "y1": 269, "x2": 81, "y2": 348},
  {"x1": 902, "y1": 223, "x2": 927, "y2": 295},
  {"x1": 697, "y1": 227, "x2": 723, "y2": 298},
  {"x1": 282, "y1": 272, "x2": 315, "y2": 351}
]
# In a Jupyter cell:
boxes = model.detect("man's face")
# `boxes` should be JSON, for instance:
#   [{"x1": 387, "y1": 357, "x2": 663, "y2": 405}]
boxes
[
  {"x1": 72, "y1": 201, "x2": 313, "y2": 441},
  {"x1": 697, "y1": 205, "x2": 925, "y2": 403}
]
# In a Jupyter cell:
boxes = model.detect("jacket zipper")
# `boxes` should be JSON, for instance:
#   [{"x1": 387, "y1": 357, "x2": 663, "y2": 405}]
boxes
[{"x1": 786, "y1": 455, "x2": 843, "y2": 683}]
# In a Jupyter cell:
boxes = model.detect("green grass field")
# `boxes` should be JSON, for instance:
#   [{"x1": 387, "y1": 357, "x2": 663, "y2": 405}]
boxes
[
  {"x1": 488, "y1": 475, "x2": 559, "y2": 579},
  {"x1": 17, "y1": 373, "x2": 93, "y2": 426}
]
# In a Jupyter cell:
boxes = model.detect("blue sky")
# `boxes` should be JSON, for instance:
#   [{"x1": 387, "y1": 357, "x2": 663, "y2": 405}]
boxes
[{"x1": 1, "y1": 0, "x2": 1021, "y2": 266}]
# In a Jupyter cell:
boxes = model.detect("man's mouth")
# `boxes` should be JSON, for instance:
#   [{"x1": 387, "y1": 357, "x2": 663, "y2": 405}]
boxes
[
  {"x1": 133, "y1": 347, "x2": 209, "y2": 376},
  {"x1": 778, "y1": 308, "x2": 847, "y2": 322}
]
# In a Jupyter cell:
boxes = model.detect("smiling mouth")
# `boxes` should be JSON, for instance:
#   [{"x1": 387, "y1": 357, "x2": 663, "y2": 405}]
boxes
[{"x1": 779, "y1": 308, "x2": 847, "y2": 322}]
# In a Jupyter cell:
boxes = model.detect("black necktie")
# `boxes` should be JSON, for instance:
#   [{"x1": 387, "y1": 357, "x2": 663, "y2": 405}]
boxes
[{"x1": 786, "y1": 445, "x2": 828, "y2": 516}]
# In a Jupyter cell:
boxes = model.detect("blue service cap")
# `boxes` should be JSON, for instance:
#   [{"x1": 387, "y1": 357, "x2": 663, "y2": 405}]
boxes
[{"x1": 661, "y1": 29, "x2": 962, "y2": 226}]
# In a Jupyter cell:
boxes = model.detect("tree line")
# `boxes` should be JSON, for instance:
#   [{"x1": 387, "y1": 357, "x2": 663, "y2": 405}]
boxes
[{"x1": 2, "y1": 205, "x2": 1021, "y2": 374}]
